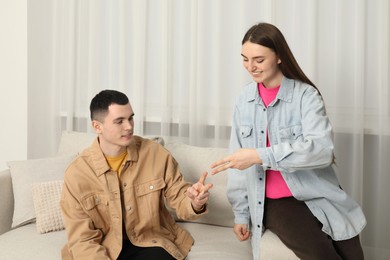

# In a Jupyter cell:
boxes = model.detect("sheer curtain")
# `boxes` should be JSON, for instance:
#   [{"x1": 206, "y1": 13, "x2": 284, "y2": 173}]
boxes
[
  {"x1": 52, "y1": 0, "x2": 255, "y2": 147},
  {"x1": 29, "y1": 0, "x2": 389, "y2": 258}
]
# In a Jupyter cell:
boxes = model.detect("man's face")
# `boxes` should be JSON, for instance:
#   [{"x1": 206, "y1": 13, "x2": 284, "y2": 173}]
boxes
[{"x1": 92, "y1": 103, "x2": 134, "y2": 155}]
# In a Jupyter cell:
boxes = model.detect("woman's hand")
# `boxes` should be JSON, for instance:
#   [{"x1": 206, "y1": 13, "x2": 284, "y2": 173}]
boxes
[
  {"x1": 210, "y1": 148, "x2": 262, "y2": 175},
  {"x1": 233, "y1": 223, "x2": 251, "y2": 241}
]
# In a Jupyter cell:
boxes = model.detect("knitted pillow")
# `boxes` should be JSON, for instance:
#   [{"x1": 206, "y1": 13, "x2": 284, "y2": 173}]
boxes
[{"x1": 31, "y1": 180, "x2": 65, "y2": 234}]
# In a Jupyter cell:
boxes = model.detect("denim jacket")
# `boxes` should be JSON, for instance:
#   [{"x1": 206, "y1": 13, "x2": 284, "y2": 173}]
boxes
[{"x1": 227, "y1": 77, "x2": 366, "y2": 260}]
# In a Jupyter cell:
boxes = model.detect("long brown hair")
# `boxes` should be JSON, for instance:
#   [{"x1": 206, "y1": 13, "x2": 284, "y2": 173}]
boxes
[
  {"x1": 243, "y1": 23, "x2": 336, "y2": 162},
  {"x1": 242, "y1": 23, "x2": 320, "y2": 93}
]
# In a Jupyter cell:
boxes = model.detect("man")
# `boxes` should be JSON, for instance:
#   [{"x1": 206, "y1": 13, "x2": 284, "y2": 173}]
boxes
[{"x1": 60, "y1": 90, "x2": 213, "y2": 260}]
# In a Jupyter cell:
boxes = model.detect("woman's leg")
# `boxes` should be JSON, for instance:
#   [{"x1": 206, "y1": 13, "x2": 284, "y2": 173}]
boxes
[
  {"x1": 333, "y1": 235, "x2": 364, "y2": 260},
  {"x1": 263, "y1": 197, "x2": 348, "y2": 260}
]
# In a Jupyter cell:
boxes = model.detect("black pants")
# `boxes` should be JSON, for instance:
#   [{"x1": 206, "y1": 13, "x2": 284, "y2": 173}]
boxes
[
  {"x1": 263, "y1": 197, "x2": 364, "y2": 260},
  {"x1": 117, "y1": 239, "x2": 175, "y2": 260}
]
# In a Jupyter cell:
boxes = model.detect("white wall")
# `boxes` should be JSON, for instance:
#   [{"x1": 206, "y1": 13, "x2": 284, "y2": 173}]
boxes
[
  {"x1": 28, "y1": 0, "x2": 58, "y2": 159},
  {"x1": 0, "y1": 0, "x2": 27, "y2": 170}
]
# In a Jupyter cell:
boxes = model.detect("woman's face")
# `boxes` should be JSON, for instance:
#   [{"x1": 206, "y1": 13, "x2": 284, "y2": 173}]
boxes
[{"x1": 241, "y1": 41, "x2": 283, "y2": 87}]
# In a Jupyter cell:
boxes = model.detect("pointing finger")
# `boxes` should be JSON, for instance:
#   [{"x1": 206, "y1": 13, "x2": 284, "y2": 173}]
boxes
[
  {"x1": 211, "y1": 162, "x2": 230, "y2": 175},
  {"x1": 210, "y1": 158, "x2": 229, "y2": 169}
]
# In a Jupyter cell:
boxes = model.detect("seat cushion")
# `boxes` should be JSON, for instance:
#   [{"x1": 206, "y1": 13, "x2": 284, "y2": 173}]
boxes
[
  {"x1": 0, "y1": 223, "x2": 66, "y2": 260},
  {"x1": 178, "y1": 222, "x2": 252, "y2": 260},
  {"x1": 0, "y1": 223, "x2": 248, "y2": 260},
  {"x1": 260, "y1": 229, "x2": 299, "y2": 259},
  {"x1": 0, "y1": 219, "x2": 297, "y2": 260}
]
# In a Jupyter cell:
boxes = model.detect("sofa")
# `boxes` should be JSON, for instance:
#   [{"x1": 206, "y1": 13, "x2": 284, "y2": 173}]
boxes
[{"x1": 0, "y1": 131, "x2": 298, "y2": 260}]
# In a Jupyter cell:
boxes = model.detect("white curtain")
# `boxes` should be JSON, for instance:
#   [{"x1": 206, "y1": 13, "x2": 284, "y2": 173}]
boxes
[{"x1": 29, "y1": 0, "x2": 390, "y2": 258}]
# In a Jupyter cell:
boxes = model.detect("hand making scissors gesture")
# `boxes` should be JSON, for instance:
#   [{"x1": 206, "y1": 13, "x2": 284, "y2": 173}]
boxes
[{"x1": 186, "y1": 172, "x2": 213, "y2": 212}]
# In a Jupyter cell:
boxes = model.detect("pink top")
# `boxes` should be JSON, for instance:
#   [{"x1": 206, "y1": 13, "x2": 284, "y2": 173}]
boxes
[{"x1": 258, "y1": 83, "x2": 293, "y2": 198}]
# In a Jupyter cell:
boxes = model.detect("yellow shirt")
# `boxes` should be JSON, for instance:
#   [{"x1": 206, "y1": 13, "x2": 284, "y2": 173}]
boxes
[{"x1": 106, "y1": 150, "x2": 128, "y2": 176}]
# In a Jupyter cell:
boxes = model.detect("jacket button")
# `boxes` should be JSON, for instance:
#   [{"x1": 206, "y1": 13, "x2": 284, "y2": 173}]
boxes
[{"x1": 149, "y1": 185, "x2": 154, "y2": 190}]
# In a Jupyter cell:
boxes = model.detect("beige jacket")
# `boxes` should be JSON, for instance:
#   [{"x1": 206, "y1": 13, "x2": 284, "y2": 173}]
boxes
[{"x1": 60, "y1": 136, "x2": 206, "y2": 260}]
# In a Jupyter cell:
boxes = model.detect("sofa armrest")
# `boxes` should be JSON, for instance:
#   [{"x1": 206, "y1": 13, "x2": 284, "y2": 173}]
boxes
[{"x1": 0, "y1": 169, "x2": 13, "y2": 235}]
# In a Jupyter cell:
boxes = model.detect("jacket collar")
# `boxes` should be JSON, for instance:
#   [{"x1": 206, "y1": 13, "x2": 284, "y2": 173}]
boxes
[
  {"x1": 87, "y1": 136, "x2": 140, "y2": 177},
  {"x1": 245, "y1": 76, "x2": 295, "y2": 104}
]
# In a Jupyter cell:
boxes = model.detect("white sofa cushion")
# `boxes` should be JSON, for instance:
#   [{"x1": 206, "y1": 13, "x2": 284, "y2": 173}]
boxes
[
  {"x1": 7, "y1": 154, "x2": 76, "y2": 228},
  {"x1": 0, "y1": 223, "x2": 65, "y2": 260},
  {"x1": 31, "y1": 180, "x2": 65, "y2": 234},
  {"x1": 56, "y1": 131, "x2": 96, "y2": 156},
  {"x1": 0, "y1": 222, "x2": 253, "y2": 260},
  {"x1": 164, "y1": 142, "x2": 234, "y2": 228},
  {"x1": 260, "y1": 229, "x2": 299, "y2": 259},
  {"x1": 179, "y1": 222, "x2": 252, "y2": 260}
]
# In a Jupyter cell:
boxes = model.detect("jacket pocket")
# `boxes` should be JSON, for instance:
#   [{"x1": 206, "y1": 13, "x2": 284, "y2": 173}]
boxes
[
  {"x1": 239, "y1": 125, "x2": 253, "y2": 147},
  {"x1": 279, "y1": 125, "x2": 303, "y2": 142},
  {"x1": 135, "y1": 178, "x2": 166, "y2": 219},
  {"x1": 81, "y1": 193, "x2": 110, "y2": 231},
  {"x1": 240, "y1": 125, "x2": 253, "y2": 138},
  {"x1": 135, "y1": 178, "x2": 166, "y2": 196}
]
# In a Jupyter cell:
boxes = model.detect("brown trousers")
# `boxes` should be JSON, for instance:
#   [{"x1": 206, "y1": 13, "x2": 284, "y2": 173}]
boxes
[{"x1": 263, "y1": 197, "x2": 364, "y2": 260}]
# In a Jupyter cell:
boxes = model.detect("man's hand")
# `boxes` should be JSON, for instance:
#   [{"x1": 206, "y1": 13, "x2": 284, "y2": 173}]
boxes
[
  {"x1": 210, "y1": 148, "x2": 262, "y2": 175},
  {"x1": 186, "y1": 172, "x2": 213, "y2": 212},
  {"x1": 233, "y1": 223, "x2": 251, "y2": 241}
]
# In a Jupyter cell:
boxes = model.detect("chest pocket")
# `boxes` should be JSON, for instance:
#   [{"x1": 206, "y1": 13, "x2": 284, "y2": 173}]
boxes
[
  {"x1": 240, "y1": 125, "x2": 253, "y2": 138},
  {"x1": 134, "y1": 178, "x2": 166, "y2": 218},
  {"x1": 81, "y1": 193, "x2": 110, "y2": 231},
  {"x1": 239, "y1": 125, "x2": 253, "y2": 147},
  {"x1": 135, "y1": 178, "x2": 166, "y2": 197},
  {"x1": 279, "y1": 125, "x2": 303, "y2": 142}
]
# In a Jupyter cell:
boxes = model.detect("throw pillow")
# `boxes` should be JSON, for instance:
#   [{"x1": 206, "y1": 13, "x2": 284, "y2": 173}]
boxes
[
  {"x1": 164, "y1": 142, "x2": 234, "y2": 228},
  {"x1": 31, "y1": 180, "x2": 64, "y2": 234},
  {"x1": 7, "y1": 154, "x2": 76, "y2": 228}
]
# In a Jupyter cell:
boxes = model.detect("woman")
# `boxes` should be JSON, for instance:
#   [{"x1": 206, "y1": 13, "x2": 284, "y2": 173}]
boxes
[{"x1": 211, "y1": 23, "x2": 366, "y2": 260}]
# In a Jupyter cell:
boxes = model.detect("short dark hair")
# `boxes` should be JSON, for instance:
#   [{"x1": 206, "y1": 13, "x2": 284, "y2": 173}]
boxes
[{"x1": 90, "y1": 90, "x2": 129, "y2": 121}]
